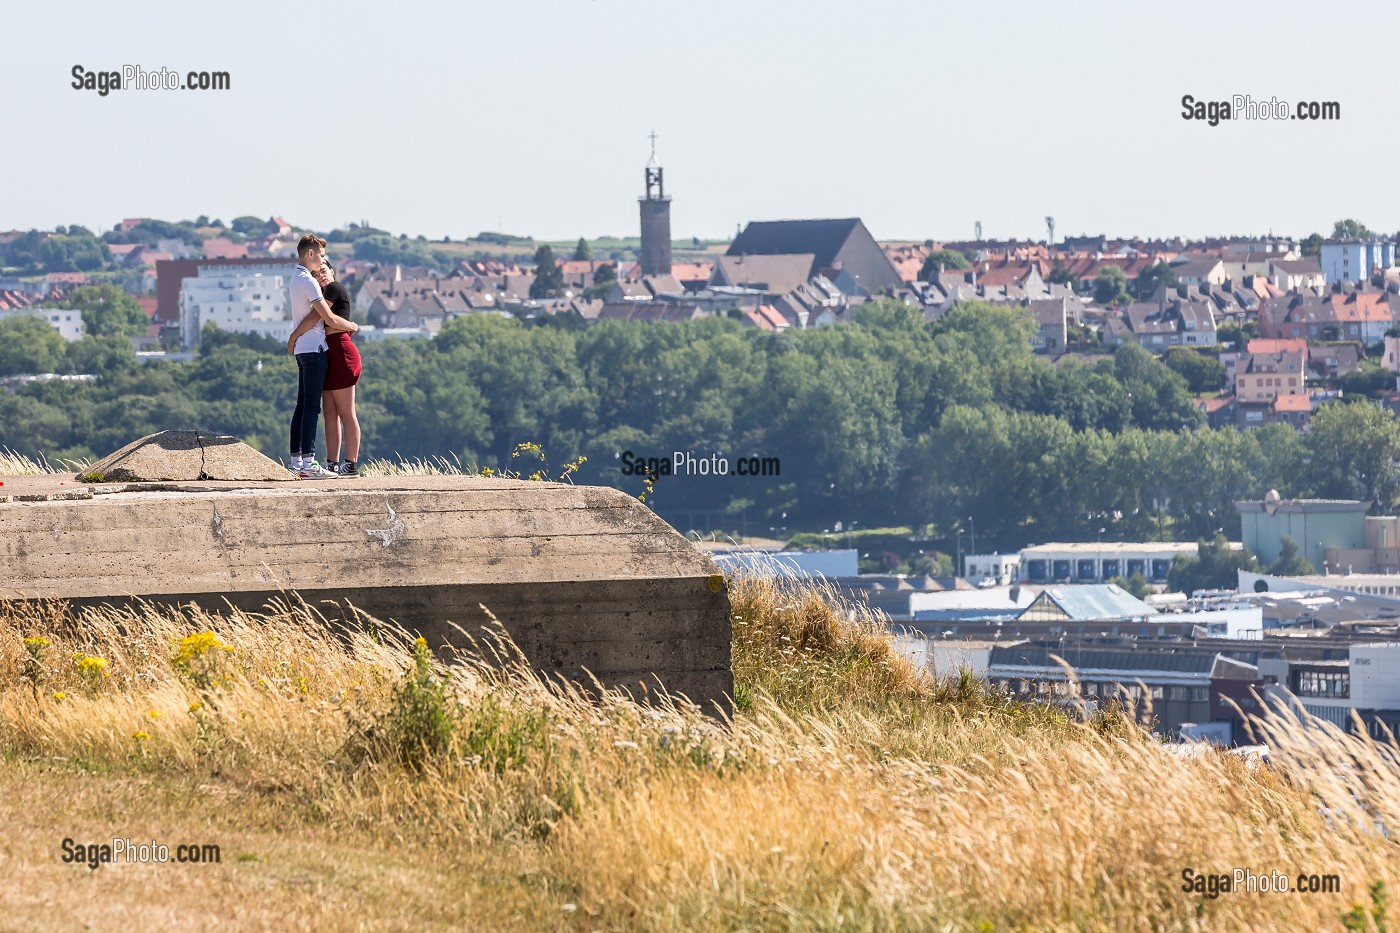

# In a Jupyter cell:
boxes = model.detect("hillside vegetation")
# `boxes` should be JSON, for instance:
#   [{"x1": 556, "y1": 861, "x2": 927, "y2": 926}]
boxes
[
  {"x1": 0, "y1": 576, "x2": 1396, "y2": 931},
  {"x1": 6, "y1": 304, "x2": 1400, "y2": 553}
]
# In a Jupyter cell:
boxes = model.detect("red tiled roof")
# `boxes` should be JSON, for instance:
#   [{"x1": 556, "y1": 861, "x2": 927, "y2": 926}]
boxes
[
  {"x1": 669, "y1": 261, "x2": 713, "y2": 283},
  {"x1": 202, "y1": 237, "x2": 249, "y2": 260},
  {"x1": 1247, "y1": 338, "x2": 1308, "y2": 356},
  {"x1": 137, "y1": 297, "x2": 158, "y2": 319},
  {"x1": 1335, "y1": 292, "x2": 1391, "y2": 323},
  {"x1": 1273, "y1": 394, "x2": 1311, "y2": 413},
  {"x1": 1196, "y1": 396, "x2": 1233, "y2": 413},
  {"x1": 755, "y1": 303, "x2": 789, "y2": 329}
]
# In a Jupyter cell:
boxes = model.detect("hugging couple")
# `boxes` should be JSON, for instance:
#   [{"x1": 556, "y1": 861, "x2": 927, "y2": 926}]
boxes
[{"x1": 286, "y1": 233, "x2": 364, "y2": 478}]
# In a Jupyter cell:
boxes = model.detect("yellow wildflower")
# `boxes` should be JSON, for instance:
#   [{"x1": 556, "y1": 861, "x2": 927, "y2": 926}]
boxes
[
  {"x1": 132, "y1": 731, "x2": 150, "y2": 741},
  {"x1": 52, "y1": 692, "x2": 65, "y2": 701},
  {"x1": 74, "y1": 655, "x2": 109, "y2": 675}
]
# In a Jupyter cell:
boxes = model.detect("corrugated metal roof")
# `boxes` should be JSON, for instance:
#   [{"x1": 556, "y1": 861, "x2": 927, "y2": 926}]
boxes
[
  {"x1": 989, "y1": 645, "x2": 1218, "y2": 674},
  {"x1": 1026, "y1": 584, "x2": 1157, "y2": 621}
]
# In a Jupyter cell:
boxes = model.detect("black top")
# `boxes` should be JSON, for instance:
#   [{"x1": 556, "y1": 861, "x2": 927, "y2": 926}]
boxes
[{"x1": 323, "y1": 281, "x2": 351, "y2": 317}]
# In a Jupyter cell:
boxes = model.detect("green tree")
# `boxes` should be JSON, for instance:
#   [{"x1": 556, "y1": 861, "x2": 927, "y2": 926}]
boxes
[
  {"x1": 67, "y1": 334, "x2": 137, "y2": 375},
  {"x1": 1047, "y1": 260, "x2": 1075, "y2": 285},
  {"x1": 572, "y1": 238, "x2": 591, "y2": 261},
  {"x1": 1304, "y1": 402, "x2": 1400, "y2": 507},
  {"x1": 1135, "y1": 260, "x2": 1178, "y2": 298},
  {"x1": 1268, "y1": 535, "x2": 1316, "y2": 576},
  {"x1": 1163, "y1": 347, "x2": 1225, "y2": 393},
  {"x1": 1216, "y1": 319, "x2": 1257, "y2": 349},
  {"x1": 1167, "y1": 535, "x2": 1260, "y2": 595},
  {"x1": 1094, "y1": 266, "x2": 1131, "y2": 306},
  {"x1": 529, "y1": 245, "x2": 565, "y2": 299},
  {"x1": 593, "y1": 262, "x2": 617, "y2": 285},
  {"x1": 43, "y1": 285, "x2": 147, "y2": 338},
  {"x1": 1300, "y1": 233, "x2": 1324, "y2": 257},
  {"x1": 1332, "y1": 219, "x2": 1373, "y2": 240},
  {"x1": 230, "y1": 216, "x2": 266, "y2": 235},
  {"x1": 1109, "y1": 573, "x2": 1152, "y2": 600},
  {"x1": 0, "y1": 316, "x2": 68, "y2": 375},
  {"x1": 919, "y1": 249, "x2": 971, "y2": 280}
]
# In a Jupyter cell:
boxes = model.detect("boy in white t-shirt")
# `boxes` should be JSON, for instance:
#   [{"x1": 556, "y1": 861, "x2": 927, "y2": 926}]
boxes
[{"x1": 286, "y1": 234, "x2": 358, "y2": 478}]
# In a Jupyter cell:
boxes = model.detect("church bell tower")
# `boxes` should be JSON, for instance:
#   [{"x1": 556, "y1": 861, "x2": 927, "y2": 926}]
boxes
[{"x1": 638, "y1": 130, "x2": 672, "y2": 276}]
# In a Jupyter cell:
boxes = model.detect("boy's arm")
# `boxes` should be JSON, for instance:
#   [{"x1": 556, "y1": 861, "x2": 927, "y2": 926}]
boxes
[
  {"x1": 286, "y1": 298, "x2": 329, "y2": 353},
  {"x1": 310, "y1": 298, "x2": 359, "y2": 334}
]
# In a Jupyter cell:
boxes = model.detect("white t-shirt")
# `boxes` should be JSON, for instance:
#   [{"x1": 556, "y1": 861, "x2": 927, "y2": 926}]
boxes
[{"x1": 289, "y1": 265, "x2": 328, "y2": 354}]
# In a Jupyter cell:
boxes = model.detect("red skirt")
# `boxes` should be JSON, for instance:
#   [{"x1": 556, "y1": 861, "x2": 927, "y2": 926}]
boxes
[{"x1": 324, "y1": 333, "x2": 361, "y2": 390}]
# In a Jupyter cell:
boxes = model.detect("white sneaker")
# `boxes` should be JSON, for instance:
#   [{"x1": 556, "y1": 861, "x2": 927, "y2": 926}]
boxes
[{"x1": 297, "y1": 460, "x2": 339, "y2": 480}]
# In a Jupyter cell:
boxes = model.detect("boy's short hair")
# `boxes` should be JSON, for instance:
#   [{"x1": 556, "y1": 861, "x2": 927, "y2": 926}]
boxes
[{"x1": 297, "y1": 234, "x2": 328, "y2": 258}]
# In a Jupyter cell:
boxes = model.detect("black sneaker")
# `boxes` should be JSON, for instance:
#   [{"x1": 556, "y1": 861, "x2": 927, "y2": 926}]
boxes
[{"x1": 338, "y1": 460, "x2": 359, "y2": 477}]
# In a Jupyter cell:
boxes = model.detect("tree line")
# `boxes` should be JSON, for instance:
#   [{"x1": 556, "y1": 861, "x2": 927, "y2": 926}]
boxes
[{"x1": 0, "y1": 300, "x2": 1397, "y2": 550}]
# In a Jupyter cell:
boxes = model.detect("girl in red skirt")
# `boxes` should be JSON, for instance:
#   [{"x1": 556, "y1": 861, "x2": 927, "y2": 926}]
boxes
[{"x1": 314, "y1": 262, "x2": 363, "y2": 475}]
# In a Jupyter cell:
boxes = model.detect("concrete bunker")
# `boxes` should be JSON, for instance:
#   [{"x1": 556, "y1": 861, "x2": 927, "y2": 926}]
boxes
[{"x1": 0, "y1": 433, "x2": 733, "y2": 711}]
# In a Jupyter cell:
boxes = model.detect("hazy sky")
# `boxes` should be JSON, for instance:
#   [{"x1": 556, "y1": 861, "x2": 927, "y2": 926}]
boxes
[{"x1": 5, "y1": 1, "x2": 1398, "y2": 243}]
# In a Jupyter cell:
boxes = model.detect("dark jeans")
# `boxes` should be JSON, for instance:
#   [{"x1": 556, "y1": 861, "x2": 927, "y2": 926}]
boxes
[{"x1": 290, "y1": 350, "x2": 328, "y2": 458}]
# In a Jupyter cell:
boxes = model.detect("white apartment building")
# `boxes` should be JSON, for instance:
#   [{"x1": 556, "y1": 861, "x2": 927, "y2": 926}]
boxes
[
  {"x1": 180, "y1": 268, "x2": 291, "y2": 347},
  {"x1": 1319, "y1": 239, "x2": 1396, "y2": 285},
  {"x1": 0, "y1": 307, "x2": 85, "y2": 341}
]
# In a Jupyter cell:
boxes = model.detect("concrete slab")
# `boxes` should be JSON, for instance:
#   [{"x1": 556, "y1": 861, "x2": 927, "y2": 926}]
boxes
[
  {"x1": 85, "y1": 430, "x2": 293, "y2": 483},
  {"x1": 0, "y1": 473, "x2": 733, "y2": 711}
]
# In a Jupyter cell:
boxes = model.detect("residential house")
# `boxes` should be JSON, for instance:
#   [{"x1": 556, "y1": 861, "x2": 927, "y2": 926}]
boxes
[
  {"x1": 1332, "y1": 290, "x2": 1392, "y2": 347},
  {"x1": 1308, "y1": 343, "x2": 1361, "y2": 381},
  {"x1": 1235, "y1": 350, "x2": 1306, "y2": 403},
  {"x1": 1221, "y1": 250, "x2": 1291, "y2": 280},
  {"x1": 1196, "y1": 396, "x2": 1238, "y2": 429},
  {"x1": 1169, "y1": 255, "x2": 1228, "y2": 288},
  {"x1": 1271, "y1": 392, "x2": 1313, "y2": 428},
  {"x1": 1268, "y1": 258, "x2": 1325, "y2": 291},
  {"x1": 1029, "y1": 296, "x2": 1070, "y2": 355},
  {"x1": 884, "y1": 243, "x2": 929, "y2": 284},
  {"x1": 1223, "y1": 338, "x2": 1307, "y2": 392},
  {"x1": 202, "y1": 237, "x2": 249, "y2": 260},
  {"x1": 738, "y1": 304, "x2": 790, "y2": 331},
  {"x1": 1258, "y1": 293, "x2": 1334, "y2": 341},
  {"x1": 1108, "y1": 296, "x2": 1217, "y2": 349},
  {"x1": 1384, "y1": 335, "x2": 1400, "y2": 374},
  {"x1": 710, "y1": 254, "x2": 815, "y2": 297}
]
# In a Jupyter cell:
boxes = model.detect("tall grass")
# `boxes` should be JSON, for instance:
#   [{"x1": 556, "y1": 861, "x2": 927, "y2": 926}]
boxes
[{"x1": 0, "y1": 578, "x2": 1396, "y2": 930}]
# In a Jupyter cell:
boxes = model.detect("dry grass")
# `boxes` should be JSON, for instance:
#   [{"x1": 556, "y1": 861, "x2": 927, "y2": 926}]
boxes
[
  {"x1": 0, "y1": 447, "x2": 67, "y2": 476},
  {"x1": 0, "y1": 578, "x2": 1396, "y2": 931}
]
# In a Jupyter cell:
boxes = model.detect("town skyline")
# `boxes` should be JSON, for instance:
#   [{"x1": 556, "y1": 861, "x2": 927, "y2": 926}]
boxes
[{"x1": 6, "y1": 0, "x2": 1400, "y2": 242}]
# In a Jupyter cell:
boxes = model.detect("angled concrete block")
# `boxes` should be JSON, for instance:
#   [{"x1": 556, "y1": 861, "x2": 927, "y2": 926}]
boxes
[{"x1": 0, "y1": 473, "x2": 733, "y2": 711}]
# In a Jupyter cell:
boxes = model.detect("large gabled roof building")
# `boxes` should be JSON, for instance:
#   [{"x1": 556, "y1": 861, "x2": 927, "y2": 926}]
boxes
[{"x1": 727, "y1": 218, "x2": 904, "y2": 294}]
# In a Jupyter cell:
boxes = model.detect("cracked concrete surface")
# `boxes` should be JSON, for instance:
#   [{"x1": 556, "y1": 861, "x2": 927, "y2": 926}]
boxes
[{"x1": 85, "y1": 430, "x2": 292, "y2": 483}]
